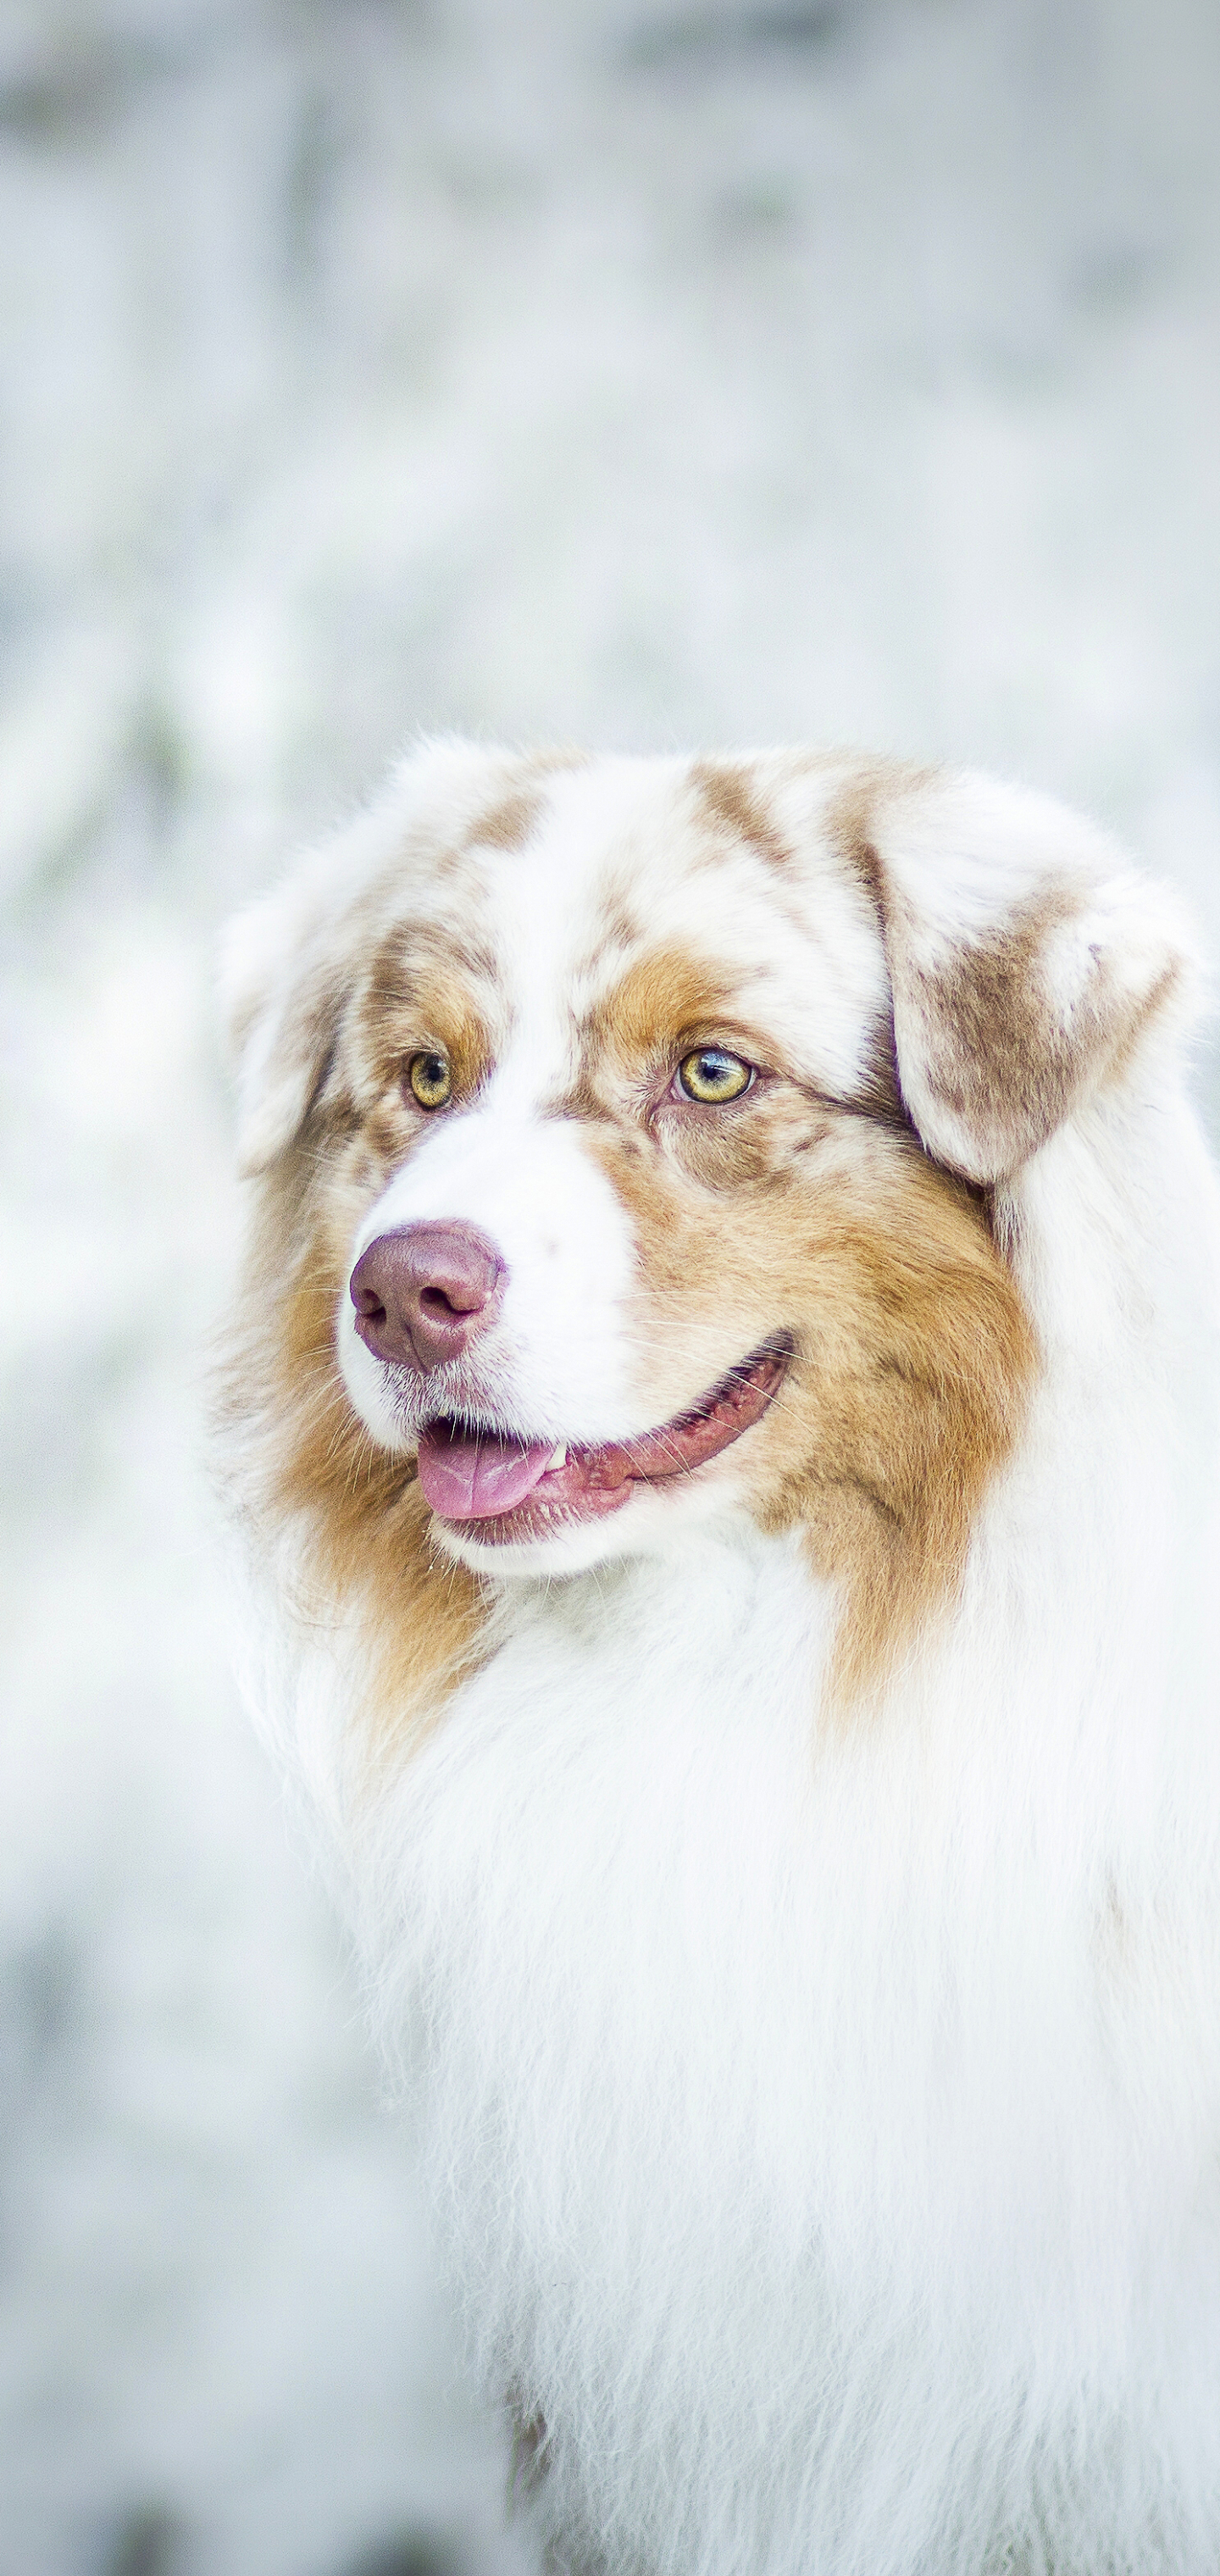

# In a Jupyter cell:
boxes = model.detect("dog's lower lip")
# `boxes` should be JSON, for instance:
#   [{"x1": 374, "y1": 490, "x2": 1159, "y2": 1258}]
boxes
[{"x1": 416, "y1": 1337, "x2": 793, "y2": 1541}]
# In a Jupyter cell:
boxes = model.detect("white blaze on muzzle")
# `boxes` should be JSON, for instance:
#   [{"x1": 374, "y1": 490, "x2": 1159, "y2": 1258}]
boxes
[{"x1": 336, "y1": 1102, "x2": 640, "y2": 1452}]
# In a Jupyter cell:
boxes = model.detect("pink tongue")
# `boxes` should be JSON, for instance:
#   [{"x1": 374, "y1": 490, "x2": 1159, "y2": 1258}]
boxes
[{"x1": 416, "y1": 1421, "x2": 556, "y2": 1520}]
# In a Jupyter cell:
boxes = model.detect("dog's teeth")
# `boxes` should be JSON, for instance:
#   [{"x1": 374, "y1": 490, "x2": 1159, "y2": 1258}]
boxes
[{"x1": 548, "y1": 1443, "x2": 568, "y2": 1470}]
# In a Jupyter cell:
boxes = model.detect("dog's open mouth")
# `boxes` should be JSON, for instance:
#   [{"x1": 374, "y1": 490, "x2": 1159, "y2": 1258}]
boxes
[{"x1": 415, "y1": 1337, "x2": 792, "y2": 1541}]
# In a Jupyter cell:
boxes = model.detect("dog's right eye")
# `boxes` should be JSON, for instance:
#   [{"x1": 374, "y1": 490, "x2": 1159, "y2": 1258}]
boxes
[
  {"x1": 406, "y1": 1052, "x2": 452, "y2": 1110},
  {"x1": 677, "y1": 1047, "x2": 753, "y2": 1105}
]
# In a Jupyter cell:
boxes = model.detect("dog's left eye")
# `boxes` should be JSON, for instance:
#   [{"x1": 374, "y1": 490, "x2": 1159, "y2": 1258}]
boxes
[
  {"x1": 407, "y1": 1051, "x2": 452, "y2": 1110},
  {"x1": 676, "y1": 1048, "x2": 753, "y2": 1105}
]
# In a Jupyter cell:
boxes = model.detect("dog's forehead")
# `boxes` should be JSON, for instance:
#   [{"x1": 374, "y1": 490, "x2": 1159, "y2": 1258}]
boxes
[{"x1": 368, "y1": 753, "x2": 889, "y2": 1096}]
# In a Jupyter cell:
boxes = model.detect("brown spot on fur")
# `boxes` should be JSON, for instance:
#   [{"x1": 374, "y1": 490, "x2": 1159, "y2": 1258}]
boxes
[
  {"x1": 912, "y1": 887, "x2": 1079, "y2": 1129},
  {"x1": 692, "y1": 758, "x2": 790, "y2": 869},
  {"x1": 470, "y1": 789, "x2": 541, "y2": 851},
  {"x1": 897, "y1": 882, "x2": 1178, "y2": 1177}
]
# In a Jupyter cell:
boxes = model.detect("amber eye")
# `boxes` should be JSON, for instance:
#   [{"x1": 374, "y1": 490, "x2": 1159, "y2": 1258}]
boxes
[
  {"x1": 676, "y1": 1047, "x2": 753, "y2": 1105},
  {"x1": 407, "y1": 1051, "x2": 452, "y2": 1110}
]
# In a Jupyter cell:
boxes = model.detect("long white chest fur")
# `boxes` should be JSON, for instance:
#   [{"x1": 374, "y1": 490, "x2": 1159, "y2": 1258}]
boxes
[
  {"x1": 223, "y1": 743, "x2": 1220, "y2": 2575},
  {"x1": 373, "y1": 1530, "x2": 1220, "y2": 2568}
]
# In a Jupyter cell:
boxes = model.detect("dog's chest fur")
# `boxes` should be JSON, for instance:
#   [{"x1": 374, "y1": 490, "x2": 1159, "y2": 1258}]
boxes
[{"x1": 360, "y1": 1407, "x2": 1220, "y2": 2574}]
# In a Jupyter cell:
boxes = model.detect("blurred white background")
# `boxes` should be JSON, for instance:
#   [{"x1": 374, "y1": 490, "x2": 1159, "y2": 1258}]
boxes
[{"x1": 1, "y1": 2, "x2": 1218, "y2": 2571}]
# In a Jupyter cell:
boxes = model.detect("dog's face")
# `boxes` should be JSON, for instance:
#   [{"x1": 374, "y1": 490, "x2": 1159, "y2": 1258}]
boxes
[
  {"x1": 223, "y1": 743, "x2": 1182, "y2": 1702},
  {"x1": 329, "y1": 753, "x2": 934, "y2": 1581}
]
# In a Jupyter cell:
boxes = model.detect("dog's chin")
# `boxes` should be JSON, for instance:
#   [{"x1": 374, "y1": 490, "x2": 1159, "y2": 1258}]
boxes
[{"x1": 429, "y1": 1491, "x2": 657, "y2": 1580}]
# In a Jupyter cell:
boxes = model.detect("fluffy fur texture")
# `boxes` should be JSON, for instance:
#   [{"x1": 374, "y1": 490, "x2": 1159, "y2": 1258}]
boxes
[{"x1": 219, "y1": 741, "x2": 1220, "y2": 2576}]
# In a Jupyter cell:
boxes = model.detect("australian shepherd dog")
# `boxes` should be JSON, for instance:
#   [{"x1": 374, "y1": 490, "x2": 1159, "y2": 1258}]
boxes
[{"x1": 219, "y1": 742, "x2": 1220, "y2": 2575}]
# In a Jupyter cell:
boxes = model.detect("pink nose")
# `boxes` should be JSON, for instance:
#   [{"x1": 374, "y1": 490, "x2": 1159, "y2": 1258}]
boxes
[{"x1": 350, "y1": 1222, "x2": 506, "y2": 1372}]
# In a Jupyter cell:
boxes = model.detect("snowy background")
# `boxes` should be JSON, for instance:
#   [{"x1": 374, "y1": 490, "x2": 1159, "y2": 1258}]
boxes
[{"x1": 2, "y1": 2, "x2": 1219, "y2": 2571}]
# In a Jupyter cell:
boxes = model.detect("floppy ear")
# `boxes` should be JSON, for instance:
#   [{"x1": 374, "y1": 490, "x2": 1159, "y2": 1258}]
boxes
[
  {"x1": 218, "y1": 868, "x2": 347, "y2": 1177},
  {"x1": 857, "y1": 770, "x2": 1193, "y2": 1183}
]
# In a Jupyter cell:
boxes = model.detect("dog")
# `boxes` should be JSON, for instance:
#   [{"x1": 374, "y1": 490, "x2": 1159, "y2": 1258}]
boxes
[{"x1": 219, "y1": 741, "x2": 1220, "y2": 2576}]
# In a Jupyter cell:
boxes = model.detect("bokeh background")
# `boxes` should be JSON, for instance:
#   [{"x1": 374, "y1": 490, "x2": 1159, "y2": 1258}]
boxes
[{"x1": 3, "y1": 2, "x2": 1219, "y2": 2570}]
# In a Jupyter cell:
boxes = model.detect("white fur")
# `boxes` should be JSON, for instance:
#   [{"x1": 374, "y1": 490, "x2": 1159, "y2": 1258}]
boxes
[{"x1": 227, "y1": 749, "x2": 1220, "y2": 2575}]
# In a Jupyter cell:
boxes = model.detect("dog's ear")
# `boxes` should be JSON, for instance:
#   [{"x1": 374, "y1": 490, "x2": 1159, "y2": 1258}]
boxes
[
  {"x1": 219, "y1": 866, "x2": 347, "y2": 1177},
  {"x1": 856, "y1": 771, "x2": 1193, "y2": 1183}
]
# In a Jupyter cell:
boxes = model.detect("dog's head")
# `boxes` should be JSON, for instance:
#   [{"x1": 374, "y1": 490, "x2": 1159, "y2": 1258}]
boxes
[{"x1": 221, "y1": 742, "x2": 1187, "y2": 1701}]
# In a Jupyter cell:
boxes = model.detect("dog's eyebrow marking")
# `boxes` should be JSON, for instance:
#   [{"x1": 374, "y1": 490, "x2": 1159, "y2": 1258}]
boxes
[
  {"x1": 546, "y1": 942, "x2": 750, "y2": 1124},
  {"x1": 691, "y1": 759, "x2": 790, "y2": 871},
  {"x1": 580, "y1": 942, "x2": 747, "y2": 1065},
  {"x1": 355, "y1": 924, "x2": 504, "y2": 1108}
]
